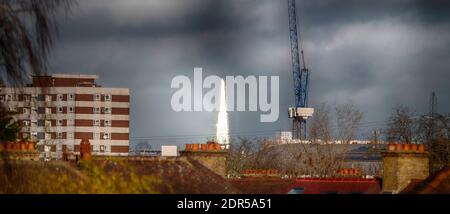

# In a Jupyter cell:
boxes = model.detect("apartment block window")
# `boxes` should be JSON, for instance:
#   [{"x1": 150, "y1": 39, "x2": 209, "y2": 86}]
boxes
[
  {"x1": 9, "y1": 107, "x2": 17, "y2": 112},
  {"x1": 31, "y1": 132, "x2": 38, "y2": 139},
  {"x1": 105, "y1": 94, "x2": 111, "y2": 101},
  {"x1": 57, "y1": 132, "x2": 63, "y2": 139},
  {"x1": 22, "y1": 133, "x2": 29, "y2": 139},
  {"x1": 94, "y1": 94, "x2": 101, "y2": 101},
  {"x1": 57, "y1": 119, "x2": 63, "y2": 126},
  {"x1": 94, "y1": 119, "x2": 100, "y2": 126},
  {"x1": 45, "y1": 133, "x2": 52, "y2": 140},
  {"x1": 37, "y1": 94, "x2": 44, "y2": 101},
  {"x1": 23, "y1": 120, "x2": 30, "y2": 126},
  {"x1": 94, "y1": 107, "x2": 100, "y2": 114},
  {"x1": 45, "y1": 95, "x2": 52, "y2": 102},
  {"x1": 37, "y1": 132, "x2": 44, "y2": 140},
  {"x1": 0, "y1": 95, "x2": 4, "y2": 102},
  {"x1": 67, "y1": 132, "x2": 74, "y2": 139},
  {"x1": 24, "y1": 95, "x2": 30, "y2": 101},
  {"x1": 37, "y1": 107, "x2": 44, "y2": 114},
  {"x1": 57, "y1": 106, "x2": 64, "y2": 113},
  {"x1": 45, "y1": 107, "x2": 52, "y2": 114},
  {"x1": 31, "y1": 107, "x2": 37, "y2": 114},
  {"x1": 37, "y1": 120, "x2": 45, "y2": 127},
  {"x1": 67, "y1": 119, "x2": 74, "y2": 126},
  {"x1": 6, "y1": 94, "x2": 12, "y2": 101},
  {"x1": 100, "y1": 145, "x2": 105, "y2": 152},
  {"x1": 23, "y1": 107, "x2": 30, "y2": 114},
  {"x1": 57, "y1": 94, "x2": 63, "y2": 101},
  {"x1": 104, "y1": 107, "x2": 111, "y2": 114},
  {"x1": 45, "y1": 120, "x2": 52, "y2": 127},
  {"x1": 68, "y1": 106, "x2": 74, "y2": 113},
  {"x1": 68, "y1": 93, "x2": 75, "y2": 101},
  {"x1": 94, "y1": 132, "x2": 100, "y2": 139},
  {"x1": 104, "y1": 120, "x2": 111, "y2": 127},
  {"x1": 31, "y1": 94, "x2": 38, "y2": 101},
  {"x1": 103, "y1": 133, "x2": 110, "y2": 140}
]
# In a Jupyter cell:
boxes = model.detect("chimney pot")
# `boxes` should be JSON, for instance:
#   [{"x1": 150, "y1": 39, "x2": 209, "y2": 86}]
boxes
[
  {"x1": 402, "y1": 144, "x2": 411, "y2": 152},
  {"x1": 418, "y1": 144, "x2": 425, "y2": 152},
  {"x1": 388, "y1": 144, "x2": 396, "y2": 151}
]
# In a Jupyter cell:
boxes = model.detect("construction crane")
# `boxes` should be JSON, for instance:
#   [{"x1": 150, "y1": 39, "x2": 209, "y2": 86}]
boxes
[
  {"x1": 424, "y1": 91, "x2": 449, "y2": 140},
  {"x1": 287, "y1": 0, "x2": 314, "y2": 140}
]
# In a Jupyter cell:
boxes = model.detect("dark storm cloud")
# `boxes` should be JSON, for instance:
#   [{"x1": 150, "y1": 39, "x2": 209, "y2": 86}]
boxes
[
  {"x1": 58, "y1": 1, "x2": 238, "y2": 41},
  {"x1": 48, "y1": 0, "x2": 450, "y2": 146}
]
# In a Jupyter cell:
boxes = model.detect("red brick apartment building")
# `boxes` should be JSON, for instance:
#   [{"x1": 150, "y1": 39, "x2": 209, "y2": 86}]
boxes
[{"x1": 0, "y1": 74, "x2": 130, "y2": 157}]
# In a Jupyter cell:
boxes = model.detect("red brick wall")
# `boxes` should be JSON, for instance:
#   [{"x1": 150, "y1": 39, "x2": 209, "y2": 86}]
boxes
[
  {"x1": 111, "y1": 120, "x2": 129, "y2": 127},
  {"x1": 75, "y1": 132, "x2": 93, "y2": 139},
  {"x1": 112, "y1": 108, "x2": 129, "y2": 115},
  {"x1": 32, "y1": 76, "x2": 53, "y2": 87},
  {"x1": 76, "y1": 94, "x2": 94, "y2": 101},
  {"x1": 75, "y1": 119, "x2": 93, "y2": 127},
  {"x1": 75, "y1": 107, "x2": 93, "y2": 114},
  {"x1": 111, "y1": 133, "x2": 129, "y2": 140},
  {"x1": 111, "y1": 146, "x2": 129, "y2": 153},
  {"x1": 53, "y1": 78, "x2": 95, "y2": 87},
  {"x1": 112, "y1": 95, "x2": 129, "y2": 102}
]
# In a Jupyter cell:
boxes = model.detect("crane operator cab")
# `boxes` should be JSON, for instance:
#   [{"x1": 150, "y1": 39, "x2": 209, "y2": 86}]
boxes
[{"x1": 288, "y1": 107, "x2": 314, "y2": 120}]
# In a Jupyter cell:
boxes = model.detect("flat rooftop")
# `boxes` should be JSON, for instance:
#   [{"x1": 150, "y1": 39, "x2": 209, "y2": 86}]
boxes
[
  {"x1": 32, "y1": 74, "x2": 99, "y2": 79},
  {"x1": 51, "y1": 74, "x2": 98, "y2": 79}
]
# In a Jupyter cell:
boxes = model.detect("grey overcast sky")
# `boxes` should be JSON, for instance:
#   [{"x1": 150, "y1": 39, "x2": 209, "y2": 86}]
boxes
[{"x1": 48, "y1": 0, "x2": 450, "y2": 148}]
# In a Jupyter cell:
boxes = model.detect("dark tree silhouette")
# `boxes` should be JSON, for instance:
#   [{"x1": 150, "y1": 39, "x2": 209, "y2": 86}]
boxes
[
  {"x1": 0, "y1": 0, "x2": 73, "y2": 86},
  {"x1": 0, "y1": 107, "x2": 20, "y2": 142},
  {"x1": 385, "y1": 105, "x2": 418, "y2": 144}
]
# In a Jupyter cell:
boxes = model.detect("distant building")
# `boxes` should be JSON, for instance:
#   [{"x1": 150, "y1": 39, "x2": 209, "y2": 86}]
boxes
[
  {"x1": 161, "y1": 145, "x2": 179, "y2": 157},
  {"x1": 0, "y1": 74, "x2": 130, "y2": 158},
  {"x1": 216, "y1": 78, "x2": 230, "y2": 148},
  {"x1": 277, "y1": 131, "x2": 293, "y2": 142},
  {"x1": 274, "y1": 131, "x2": 381, "y2": 144}
]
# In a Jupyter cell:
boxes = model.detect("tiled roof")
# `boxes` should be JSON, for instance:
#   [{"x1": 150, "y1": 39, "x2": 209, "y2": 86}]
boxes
[
  {"x1": 401, "y1": 166, "x2": 450, "y2": 194},
  {"x1": 230, "y1": 177, "x2": 381, "y2": 194},
  {"x1": 230, "y1": 178, "x2": 295, "y2": 194},
  {"x1": 285, "y1": 177, "x2": 382, "y2": 194},
  {"x1": 100, "y1": 158, "x2": 240, "y2": 194}
]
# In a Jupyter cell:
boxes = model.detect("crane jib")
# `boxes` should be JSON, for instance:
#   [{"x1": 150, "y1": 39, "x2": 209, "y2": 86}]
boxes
[{"x1": 287, "y1": 0, "x2": 309, "y2": 109}]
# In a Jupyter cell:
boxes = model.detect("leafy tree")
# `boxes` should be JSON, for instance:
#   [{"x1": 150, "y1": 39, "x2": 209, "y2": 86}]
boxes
[{"x1": 0, "y1": 106, "x2": 20, "y2": 142}]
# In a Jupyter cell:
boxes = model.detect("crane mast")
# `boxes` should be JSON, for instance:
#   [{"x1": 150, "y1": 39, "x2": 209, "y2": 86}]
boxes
[{"x1": 287, "y1": 0, "x2": 313, "y2": 140}]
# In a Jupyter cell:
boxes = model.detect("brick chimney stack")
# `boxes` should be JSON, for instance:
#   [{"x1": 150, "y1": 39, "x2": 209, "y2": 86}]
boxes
[{"x1": 382, "y1": 143, "x2": 429, "y2": 193}]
